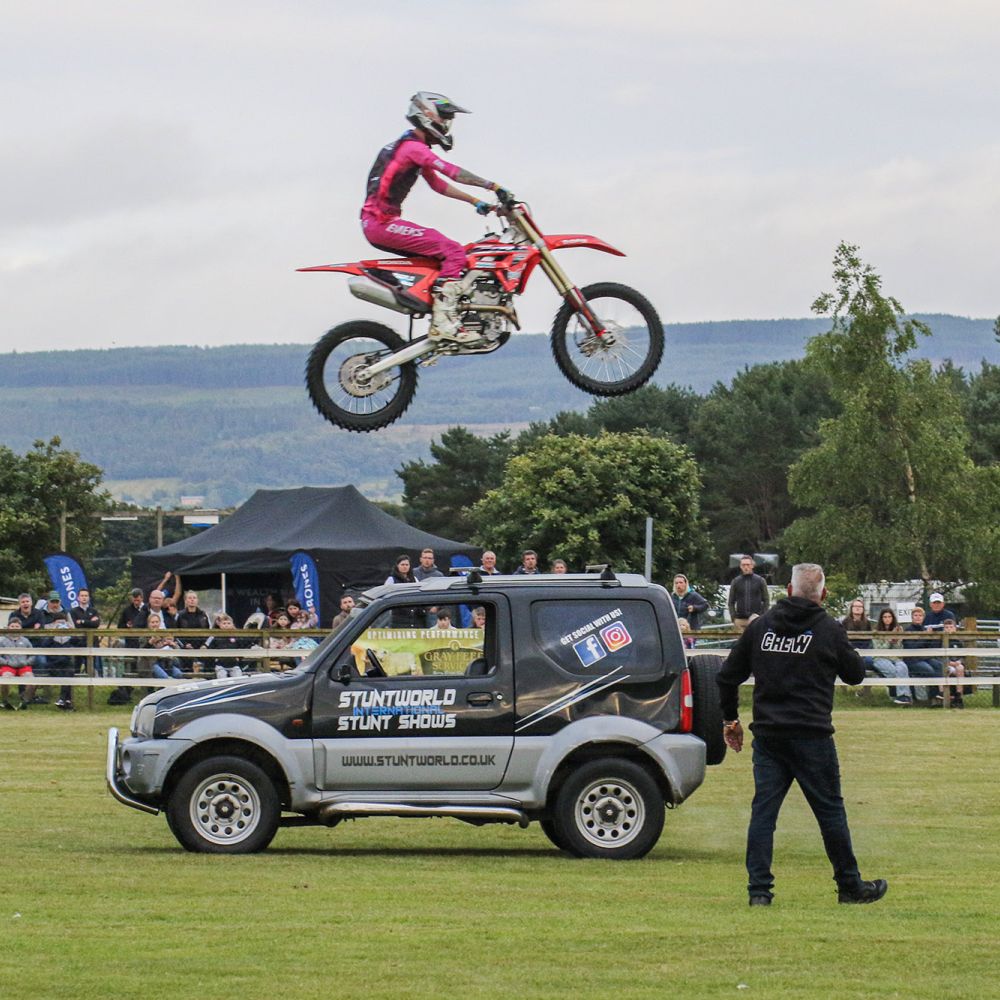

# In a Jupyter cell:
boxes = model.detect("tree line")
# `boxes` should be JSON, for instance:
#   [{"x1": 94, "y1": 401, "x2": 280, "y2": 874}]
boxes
[
  {"x1": 397, "y1": 245, "x2": 999, "y2": 609},
  {"x1": 2, "y1": 246, "x2": 996, "y2": 612}
]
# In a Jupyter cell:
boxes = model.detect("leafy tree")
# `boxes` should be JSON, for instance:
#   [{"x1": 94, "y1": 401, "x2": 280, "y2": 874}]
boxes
[
  {"x1": 470, "y1": 432, "x2": 712, "y2": 578},
  {"x1": 0, "y1": 438, "x2": 112, "y2": 595},
  {"x1": 397, "y1": 427, "x2": 513, "y2": 540},
  {"x1": 965, "y1": 361, "x2": 1000, "y2": 466},
  {"x1": 587, "y1": 384, "x2": 703, "y2": 439},
  {"x1": 510, "y1": 410, "x2": 596, "y2": 455},
  {"x1": 688, "y1": 360, "x2": 837, "y2": 570},
  {"x1": 93, "y1": 568, "x2": 135, "y2": 623},
  {"x1": 960, "y1": 464, "x2": 1000, "y2": 614},
  {"x1": 783, "y1": 243, "x2": 989, "y2": 588}
]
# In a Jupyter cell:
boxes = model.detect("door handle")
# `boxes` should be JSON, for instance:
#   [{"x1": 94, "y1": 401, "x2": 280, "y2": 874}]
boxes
[{"x1": 467, "y1": 692, "x2": 494, "y2": 707}]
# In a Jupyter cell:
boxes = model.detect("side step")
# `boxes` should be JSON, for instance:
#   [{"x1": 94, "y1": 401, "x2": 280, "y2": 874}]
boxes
[{"x1": 318, "y1": 802, "x2": 530, "y2": 827}]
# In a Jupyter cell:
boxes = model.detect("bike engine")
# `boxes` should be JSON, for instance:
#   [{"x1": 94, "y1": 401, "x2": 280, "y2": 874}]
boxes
[{"x1": 460, "y1": 277, "x2": 514, "y2": 345}]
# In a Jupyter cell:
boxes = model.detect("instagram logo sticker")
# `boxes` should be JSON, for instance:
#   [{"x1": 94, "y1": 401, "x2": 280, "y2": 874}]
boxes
[{"x1": 600, "y1": 622, "x2": 632, "y2": 652}]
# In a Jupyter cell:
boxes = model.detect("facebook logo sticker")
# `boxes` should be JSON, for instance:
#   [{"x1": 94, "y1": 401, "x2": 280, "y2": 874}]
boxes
[{"x1": 573, "y1": 634, "x2": 607, "y2": 667}]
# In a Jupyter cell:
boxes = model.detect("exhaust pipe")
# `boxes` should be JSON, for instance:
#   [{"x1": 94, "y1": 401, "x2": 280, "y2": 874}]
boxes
[{"x1": 348, "y1": 276, "x2": 413, "y2": 315}]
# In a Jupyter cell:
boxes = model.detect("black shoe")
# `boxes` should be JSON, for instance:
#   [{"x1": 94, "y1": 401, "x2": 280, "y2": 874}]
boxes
[
  {"x1": 749, "y1": 895, "x2": 772, "y2": 907},
  {"x1": 838, "y1": 879, "x2": 888, "y2": 904},
  {"x1": 30, "y1": 694, "x2": 50, "y2": 704},
  {"x1": 56, "y1": 699, "x2": 75, "y2": 711},
  {"x1": 950, "y1": 695, "x2": 964, "y2": 709},
  {"x1": 18, "y1": 700, "x2": 29, "y2": 710},
  {"x1": 1, "y1": 701, "x2": 15, "y2": 711}
]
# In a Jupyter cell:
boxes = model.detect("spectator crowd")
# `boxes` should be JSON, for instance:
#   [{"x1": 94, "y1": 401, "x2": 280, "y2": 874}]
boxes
[{"x1": 0, "y1": 548, "x2": 977, "y2": 711}]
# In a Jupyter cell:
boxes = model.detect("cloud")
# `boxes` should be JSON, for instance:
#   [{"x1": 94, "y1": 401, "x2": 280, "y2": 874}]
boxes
[
  {"x1": 0, "y1": 121, "x2": 213, "y2": 231},
  {"x1": 1, "y1": 1, "x2": 997, "y2": 353}
]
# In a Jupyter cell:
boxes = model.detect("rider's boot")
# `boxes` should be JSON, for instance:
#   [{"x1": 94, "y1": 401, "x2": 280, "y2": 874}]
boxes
[{"x1": 429, "y1": 278, "x2": 478, "y2": 344}]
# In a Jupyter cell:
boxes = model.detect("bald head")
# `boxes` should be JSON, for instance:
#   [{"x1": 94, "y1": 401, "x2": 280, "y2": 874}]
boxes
[{"x1": 789, "y1": 563, "x2": 825, "y2": 603}]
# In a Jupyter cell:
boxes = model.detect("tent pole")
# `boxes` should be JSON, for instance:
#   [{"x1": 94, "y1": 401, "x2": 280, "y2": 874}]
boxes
[{"x1": 221, "y1": 572, "x2": 227, "y2": 613}]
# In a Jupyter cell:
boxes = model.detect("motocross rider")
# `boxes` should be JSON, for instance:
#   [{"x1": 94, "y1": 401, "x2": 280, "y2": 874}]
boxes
[{"x1": 361, "y1": 92, "x2": 506, "y2": 344}]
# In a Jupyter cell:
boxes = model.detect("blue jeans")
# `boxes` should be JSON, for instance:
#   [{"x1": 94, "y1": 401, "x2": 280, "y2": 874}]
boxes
[
  {"x1": 152, "y1": 659, "x2": 184, "y2": 679},
  {"x1": 907, "y1": 658, "x2": 942, "y2": 701},
  {"x1": 746, "y1": 734, "x2": 861, "y2": 899},
  {"x1": 871, "y1": 656, "x2": 911, "y2": 700}
]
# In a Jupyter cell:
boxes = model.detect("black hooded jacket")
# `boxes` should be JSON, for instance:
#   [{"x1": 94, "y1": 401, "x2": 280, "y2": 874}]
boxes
[{"x1": 716, "y1": 596, "x2": 864, "y2": 737}]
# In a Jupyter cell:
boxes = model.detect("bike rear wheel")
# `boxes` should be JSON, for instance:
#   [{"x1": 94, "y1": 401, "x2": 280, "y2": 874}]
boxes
[
  {"x1": 551, "y1": 282, "x2": 663, "y2": 396},
  {"x1": 305, "y1": 320, "x2": 417, "y2": 432}
]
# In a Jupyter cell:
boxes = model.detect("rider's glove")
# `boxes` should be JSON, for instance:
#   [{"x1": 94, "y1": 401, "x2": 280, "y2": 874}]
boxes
[
  {"x1": 492, "y1": 186, "x2": 512, "y2": 203},
  {"x1": 474, "y1": 200, "x2": 492, "y2": 216}
]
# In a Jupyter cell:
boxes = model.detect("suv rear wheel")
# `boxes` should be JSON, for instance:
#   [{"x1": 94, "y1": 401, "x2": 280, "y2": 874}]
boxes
[{"x1": 552, "y1": 758, "x2": 664, "y2": 859}]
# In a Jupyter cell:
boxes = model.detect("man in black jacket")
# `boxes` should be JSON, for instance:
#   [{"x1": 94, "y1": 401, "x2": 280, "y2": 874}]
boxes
[
  {"x1": 727, "y1": 555, "x2": 769, "y2": 631},
  {"x1": 175, "y1": 591, "x2": 211, "y2": 650},
  {"x1": 70, "y1": 588, "x2": 101, "y2": 677},
  {"x1": 716, "y1": 562, "x2": 887, "y2": 907}
]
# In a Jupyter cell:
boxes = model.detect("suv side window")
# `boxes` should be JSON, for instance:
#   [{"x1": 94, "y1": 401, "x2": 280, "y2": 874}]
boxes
[
  {"x1": 530, "y1": 599, "x2": 663, "y2": 678},
  {"x1": 345, "y1": 601, "x2": 493, "y2": 679}
]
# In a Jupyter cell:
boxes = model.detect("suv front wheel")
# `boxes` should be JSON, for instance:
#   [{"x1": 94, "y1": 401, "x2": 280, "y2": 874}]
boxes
[
  {"x1": 167, "y1": 756, "x2": 280, "y2": 854},
  {"x1": 551, "y1": 758, "x2": 665, "y2": 860}
]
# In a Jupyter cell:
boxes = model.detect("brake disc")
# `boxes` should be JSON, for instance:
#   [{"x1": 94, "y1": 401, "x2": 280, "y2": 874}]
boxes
[{"x1": 339, "y1": 354, "x2": 392, "y2": 398}]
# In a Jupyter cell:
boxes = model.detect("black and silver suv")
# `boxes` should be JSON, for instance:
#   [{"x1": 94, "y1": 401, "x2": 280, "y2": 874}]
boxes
[{"x1": 108, "y1": 572, "x2": 726, "y2": 858}]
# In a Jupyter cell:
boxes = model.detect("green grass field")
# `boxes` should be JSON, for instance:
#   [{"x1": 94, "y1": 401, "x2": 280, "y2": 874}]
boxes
[{"x1": 2, "y1": 705, "x2": 996, "y2": 1000}]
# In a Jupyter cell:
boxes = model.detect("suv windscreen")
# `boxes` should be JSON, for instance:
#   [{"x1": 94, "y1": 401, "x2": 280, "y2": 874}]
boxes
[{"x1": 530, "y1": 599, "x2": 663, "y2": 678}]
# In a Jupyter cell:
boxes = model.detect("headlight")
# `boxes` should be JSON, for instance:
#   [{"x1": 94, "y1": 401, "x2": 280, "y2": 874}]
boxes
[{"x1": 131, "y1": 704, "x2": 156, "y2": 739}]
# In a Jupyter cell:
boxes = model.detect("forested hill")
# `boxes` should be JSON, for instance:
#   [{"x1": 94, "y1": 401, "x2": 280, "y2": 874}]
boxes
[
  {"x1": 1, "y1": 314, "x2": 994, "y2": 507},
  {"x1": 3, "y1": 314, "x2": 992, "y2": 390}
]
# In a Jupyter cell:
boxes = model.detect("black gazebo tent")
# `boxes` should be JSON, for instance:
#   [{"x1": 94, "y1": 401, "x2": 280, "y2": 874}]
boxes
[{"x1": 131, "y1": 486, "x2": 479, "y2": 625}]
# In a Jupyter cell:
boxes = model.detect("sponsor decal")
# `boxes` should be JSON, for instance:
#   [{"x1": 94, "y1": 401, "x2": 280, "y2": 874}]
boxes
[
  {"x1": 290, "y1": 551, "x2": 320, "y2": 623},
  {"x1": 342, "y1": 753, "x2": 497, "y2": 768},
  {"x1": 515, "y1": 666, "x2": 629, "y2": 732},
  {"x1": 386, "y1": 223, "x2": 426, "y2": 237},
  {"x1": 760, "y1": 630, "x2": 814, "y2": 654},
  {"x1": 573, "y1": 634, "x2": 607, "y2": 667},
  {"x1": 560, "y1": 607, "x2": 624, "y2": 646},
  {"x1": 336, "y1": 687, "x2": 458, "y2": 732},
  {"x1": 561, "y1": 607, "x2": 632, "y2": 665},
  {"x1": 43, "y1": 552, "x2": 89, "y2": 608},
  {"x1": 600, "y1": 622, "x2": 632, "y2": 652}
]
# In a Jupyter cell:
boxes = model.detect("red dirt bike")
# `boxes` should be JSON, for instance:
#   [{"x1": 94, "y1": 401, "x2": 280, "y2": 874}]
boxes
[{"x1": 300, "y1": 190, "x2": 663, "y2": 432}]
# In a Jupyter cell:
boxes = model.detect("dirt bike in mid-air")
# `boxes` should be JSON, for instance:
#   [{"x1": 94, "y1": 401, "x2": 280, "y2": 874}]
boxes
[{"x1": 300, "y1": 190, "x2": 663, "y2": 432}]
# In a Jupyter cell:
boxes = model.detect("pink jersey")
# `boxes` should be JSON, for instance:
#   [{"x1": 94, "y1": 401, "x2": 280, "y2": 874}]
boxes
[{"x1": 361, "y1": 131, "x2": 461, "y2": 223}]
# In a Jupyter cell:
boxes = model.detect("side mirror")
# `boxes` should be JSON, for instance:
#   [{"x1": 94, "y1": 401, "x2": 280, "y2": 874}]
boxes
[{"x1": 334, "y1": 662, "x2": 353, "y2": 684}]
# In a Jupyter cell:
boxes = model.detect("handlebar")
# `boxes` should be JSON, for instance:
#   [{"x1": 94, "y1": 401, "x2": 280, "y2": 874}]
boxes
[{"x1": 494, "y1": 187, "x2": 517, "y2": 210}]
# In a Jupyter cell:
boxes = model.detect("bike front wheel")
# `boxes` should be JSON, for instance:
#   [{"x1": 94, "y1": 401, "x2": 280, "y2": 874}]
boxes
[
  {"x1": 551, "y1": 282, "x2": 663, "y2": 396},
  {"x1": 305, "y1": 320, "x2": 418, "y2": 432}
]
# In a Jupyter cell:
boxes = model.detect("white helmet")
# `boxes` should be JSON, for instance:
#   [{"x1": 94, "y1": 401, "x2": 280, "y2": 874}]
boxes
[{"x1": 406, "y1": 91, "x2": 470, "y2": 151}]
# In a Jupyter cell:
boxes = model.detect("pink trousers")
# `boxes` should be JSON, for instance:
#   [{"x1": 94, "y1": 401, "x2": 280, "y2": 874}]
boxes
[{"x1": 361, "y1": 215, "x2": 467, "y2": 279}]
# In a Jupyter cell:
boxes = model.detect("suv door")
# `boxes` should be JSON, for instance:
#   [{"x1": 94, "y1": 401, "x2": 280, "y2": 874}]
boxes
[{"x1": 311, "y1": 594, "x2": 514, "y2": 791}]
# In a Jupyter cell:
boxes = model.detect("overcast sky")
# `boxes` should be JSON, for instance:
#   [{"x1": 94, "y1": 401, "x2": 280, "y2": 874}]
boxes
[{"x1": 3, "y1": 0, "x2": 998, "y2": 353}]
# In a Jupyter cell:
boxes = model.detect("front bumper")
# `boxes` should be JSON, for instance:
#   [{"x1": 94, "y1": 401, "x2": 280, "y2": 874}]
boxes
[
  {"x1": 106, "y1": 727, "x2": 159, "y2": 814},
  {"x1": 107, "y1": 728, "x2": 196, "y2": 815}
]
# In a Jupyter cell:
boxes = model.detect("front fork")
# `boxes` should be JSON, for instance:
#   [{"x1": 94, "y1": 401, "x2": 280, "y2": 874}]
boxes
[{"x1": 512, "y1": 209, "x2": 608, "y2": 338}]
